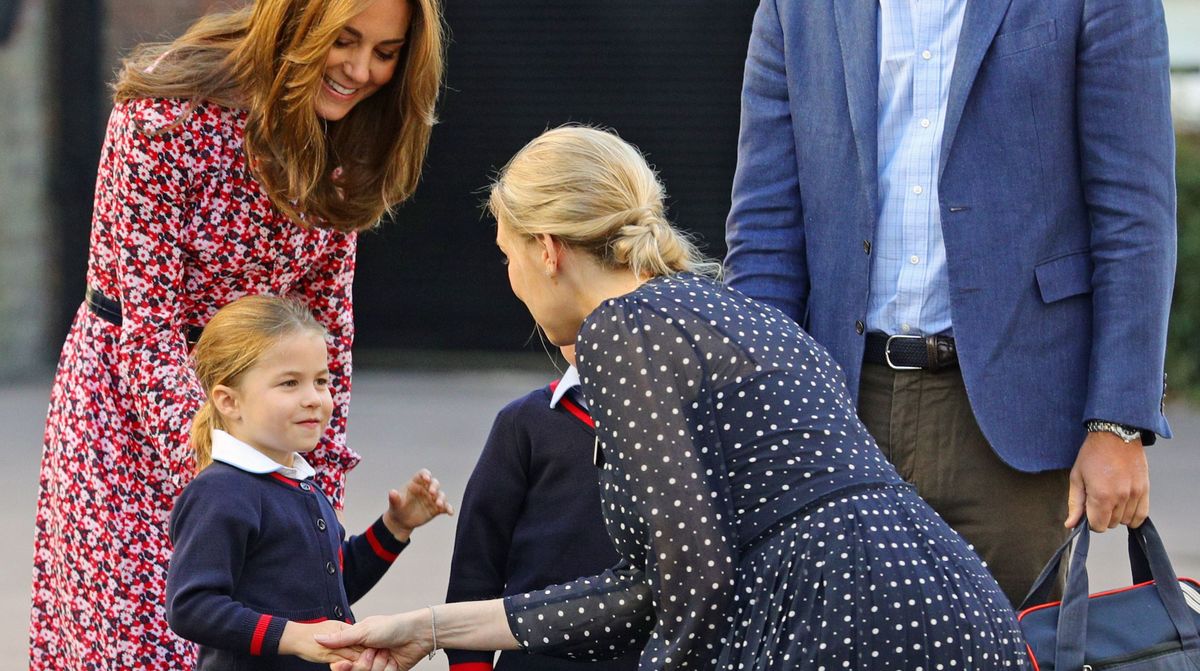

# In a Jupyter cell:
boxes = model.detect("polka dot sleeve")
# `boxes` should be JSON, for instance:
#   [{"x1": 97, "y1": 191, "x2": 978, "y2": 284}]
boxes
[{"x1": 506, "y1": 293, "x2": 741, "y2": 669}]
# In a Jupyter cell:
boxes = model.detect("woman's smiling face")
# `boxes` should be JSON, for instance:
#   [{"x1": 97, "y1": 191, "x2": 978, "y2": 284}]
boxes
[{"x1": 316, "y1": 0, "x2": 412, "y2": 121}]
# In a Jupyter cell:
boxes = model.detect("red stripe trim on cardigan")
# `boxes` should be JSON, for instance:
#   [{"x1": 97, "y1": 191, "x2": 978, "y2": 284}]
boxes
[
  {"x1": 449, "y1": 663, "x2": 495, "y2": 671},
  {"x1": 250, "y1": 614, "x2": 272, "y2": 655},
  {"x1": 338, "y1": 546, "x2": 345, "y2": 571},
  {"x1": 269, "y1": 472, "x2": 301, "y2": 488},
  {"x1": 557, "y1": 394, "x2": 594, "y2": 429},
  {"x1": 550, "y1": 376, "x2": 594, "y2": 429},
  {"x1": 365, "y1": 526, "x2": 399, "y2": 562}
]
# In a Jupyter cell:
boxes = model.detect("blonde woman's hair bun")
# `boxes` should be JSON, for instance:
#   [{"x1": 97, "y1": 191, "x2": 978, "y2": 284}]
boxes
[{"x1": 488, "y1": 125, "x2": 722, "y2": 280}]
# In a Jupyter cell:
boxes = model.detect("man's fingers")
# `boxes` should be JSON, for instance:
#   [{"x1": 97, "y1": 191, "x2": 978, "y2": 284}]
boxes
[
  {"x1": 1130, "y1": 492, "x2": 1151, "y2": 529},
  {"x1": 1064, "y1": 471, "x2": 1085, "y2": 529}
]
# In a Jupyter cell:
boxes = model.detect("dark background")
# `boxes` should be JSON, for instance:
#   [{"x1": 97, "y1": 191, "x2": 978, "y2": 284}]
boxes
[{"x1": 49, "y1": 1, "x2": 758, "y2": 355}]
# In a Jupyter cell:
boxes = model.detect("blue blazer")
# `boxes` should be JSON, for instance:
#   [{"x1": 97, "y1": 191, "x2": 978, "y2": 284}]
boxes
[{"x1": 724, "y1": 0, "x2": 1176, "y2": 472}]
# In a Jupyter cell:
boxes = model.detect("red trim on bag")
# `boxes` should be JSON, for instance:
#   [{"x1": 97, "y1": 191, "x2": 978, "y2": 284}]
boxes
[
  {"x1": 250, "y1": 614, "x2": 272, "y2": 655},
  {"x1": 1018, "y1": 577, "x2": 1200, "y2": 670},
  {"x1": 365, "y1": 526, "x2": 399, "y2": 562}
]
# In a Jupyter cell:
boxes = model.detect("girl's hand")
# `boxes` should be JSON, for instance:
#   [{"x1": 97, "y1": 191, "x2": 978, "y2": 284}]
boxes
[
  {"x1": 278, "y1": 620, "x2": 360, "y2": 663},
  {"x1": 380, "y1": 469, "x2": 454, "y2": 542},
  {"x1": 317, "y1": 613, "x2": 429, "y2": 671}
]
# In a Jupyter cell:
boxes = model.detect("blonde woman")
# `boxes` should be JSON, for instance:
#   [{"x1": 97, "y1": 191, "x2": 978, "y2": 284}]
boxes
[
  {"x1": 29, "y1": 0, "x2": 443, "y2": 668},
  {"x1": 316, "y1": 127, "x2": 1026, "y2": 670}
]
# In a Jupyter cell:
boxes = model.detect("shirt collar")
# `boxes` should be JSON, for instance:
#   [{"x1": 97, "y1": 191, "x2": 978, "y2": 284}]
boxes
[
  {"x1": 550, "y1": 365, "x2": 582, "y2": 409},
  {"x1": 211, "y1": 429, "x2": 316, "y2": 481}
]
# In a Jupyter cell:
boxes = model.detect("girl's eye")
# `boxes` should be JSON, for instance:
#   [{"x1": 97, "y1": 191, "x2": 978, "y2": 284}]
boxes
[
  {"x1": 280, "y1": 380, "x2": 298, "y2": 387},
  {"x1": 316, "y1": 377, "x2": 330, "y2": 387}
]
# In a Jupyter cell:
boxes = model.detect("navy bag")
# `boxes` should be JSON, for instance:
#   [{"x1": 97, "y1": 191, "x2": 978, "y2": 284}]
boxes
[{"x1": 1017, "y1": 518, "x2": 1200, "y2": 670}]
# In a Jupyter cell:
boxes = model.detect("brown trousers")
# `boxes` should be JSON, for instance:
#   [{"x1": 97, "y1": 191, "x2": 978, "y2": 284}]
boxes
[{"x1": 857, "y1": 362, "x2": 1070, "y2": 607}]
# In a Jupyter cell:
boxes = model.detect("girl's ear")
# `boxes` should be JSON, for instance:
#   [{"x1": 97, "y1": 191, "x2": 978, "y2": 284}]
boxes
[{"x1": 210, "y1": 384, "x2": 241, "y2": 423}]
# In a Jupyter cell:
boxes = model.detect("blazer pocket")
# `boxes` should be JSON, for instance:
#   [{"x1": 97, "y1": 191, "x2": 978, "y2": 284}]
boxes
[
  {"x1": 989, "y1": 20, "x2": 1058, "y2": 59},
  {"x1": 1035, "y1": 250, "x2": 1093, "y2": 304}
]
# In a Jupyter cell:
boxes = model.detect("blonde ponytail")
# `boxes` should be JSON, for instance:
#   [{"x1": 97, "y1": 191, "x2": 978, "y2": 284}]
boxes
[
  {"x1": 189, "y1": 403, "x2": 218, "y2": 471},
  {"x1": 487, "y1": 125, "x2": 722, "y2": 279}
]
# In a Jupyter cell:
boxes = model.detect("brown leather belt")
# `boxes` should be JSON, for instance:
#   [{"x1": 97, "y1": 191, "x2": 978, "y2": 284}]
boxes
[{"x1": 864, "y1": 332, "x2": 958, "y2": 372}]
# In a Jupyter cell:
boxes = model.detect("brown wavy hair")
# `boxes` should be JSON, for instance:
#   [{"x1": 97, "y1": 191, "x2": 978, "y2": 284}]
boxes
[
  {"x1": 113, "y1": 0, "x2": 445, "y2": 233},
  {"x1": 189, "y1": 295, "x2": 326, "y2": 471}
]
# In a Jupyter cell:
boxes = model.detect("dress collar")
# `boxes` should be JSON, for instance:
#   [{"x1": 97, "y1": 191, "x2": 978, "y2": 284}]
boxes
[{"x1": 211, "y1": 429, "x2": 316, "y2": 481}]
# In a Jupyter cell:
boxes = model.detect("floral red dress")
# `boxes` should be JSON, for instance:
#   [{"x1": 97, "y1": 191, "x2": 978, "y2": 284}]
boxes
[{"x1": 30, "y1": 98, "x2": 362, "y2": 670}]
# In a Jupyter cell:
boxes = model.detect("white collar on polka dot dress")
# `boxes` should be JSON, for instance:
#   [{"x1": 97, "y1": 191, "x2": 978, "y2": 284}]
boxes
[{"x1": 211, "y1": 429, "x2": 316, "y2": 481}]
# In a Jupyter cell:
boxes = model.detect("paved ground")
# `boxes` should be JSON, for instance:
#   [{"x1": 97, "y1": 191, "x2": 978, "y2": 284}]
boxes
[{"x1": 2, "y1": 367, "x2": 1199, "y2": 670}]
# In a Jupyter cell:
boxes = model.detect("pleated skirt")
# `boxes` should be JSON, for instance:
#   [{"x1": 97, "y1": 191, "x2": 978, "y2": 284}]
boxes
[{"x1": 718, "y1": 486, "x2": 1028, "y2": 670}]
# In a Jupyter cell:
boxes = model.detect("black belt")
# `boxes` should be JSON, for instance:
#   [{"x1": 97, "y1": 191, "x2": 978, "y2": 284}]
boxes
[
  {"x1": 85, "y1": 287, "x2": 205, "y2": 345},
  {"x1": 863, "y1": 332, "x2": 958, "y2": 372}
]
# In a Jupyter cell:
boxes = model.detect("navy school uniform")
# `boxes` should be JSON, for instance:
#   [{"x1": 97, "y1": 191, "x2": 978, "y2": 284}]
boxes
[
  {"x1": 445, "y1": 370, "x2": 640, "y2": 671},
  {"x1": 166, "y1": 430, "x2": 408, "y2": 670}
]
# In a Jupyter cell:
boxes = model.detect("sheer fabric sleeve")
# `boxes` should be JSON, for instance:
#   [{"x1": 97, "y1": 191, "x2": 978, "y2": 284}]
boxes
[
  {"x1": 505, "y1": 296, "x2": 739, "y2": 669},
  {"x1": 290, "y1": 229, "x2": 361, "y2": 507}
]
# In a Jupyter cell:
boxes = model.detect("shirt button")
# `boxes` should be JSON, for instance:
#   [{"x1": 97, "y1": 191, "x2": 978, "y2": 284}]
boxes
[
  {"x1": 855, "y1": 320, "x2": 865, "y2": 335},
  {"x1": 910, "y1": 255, "x2": 920, "y2": 265},
  {"x1": 316, "y1": 518, "x2": 327, "y2": 531},
  {"x1": 901, "y1": 323, "x2": 911, "y2": 333},
  {"x1": 863, "y1": 240, "x2": 872, "y2": 255},
  {"x1": 326, "y1": 561, "x2": 336, "y2": 575},
  {"x1": 912, "y1": 185, "x2": 924, "y2": 195},
  {"x1": 922, "y1": 50, "x2": 933, "y2": 60},
  {"x1": 920, "y1": 118, "x2": 931, "y2": 128}
]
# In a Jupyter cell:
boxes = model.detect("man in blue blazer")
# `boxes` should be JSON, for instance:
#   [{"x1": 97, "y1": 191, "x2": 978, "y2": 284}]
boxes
[{"x1": 725, "y1": 0, "x2": 1176, "y2": 604}]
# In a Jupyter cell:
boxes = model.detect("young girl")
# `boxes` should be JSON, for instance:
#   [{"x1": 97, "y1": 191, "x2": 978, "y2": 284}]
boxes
[{"x1": 166, "y1": 294, "x2": 453, "y2": 669}]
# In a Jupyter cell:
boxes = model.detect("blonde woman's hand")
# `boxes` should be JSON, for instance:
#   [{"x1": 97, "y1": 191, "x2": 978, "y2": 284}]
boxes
[
  {"x1": 317, "y1": 613, "x2": 429, "y2": 671},
  {"x1": 381, "y1": 469, "x2": 454, "y2": 542}
]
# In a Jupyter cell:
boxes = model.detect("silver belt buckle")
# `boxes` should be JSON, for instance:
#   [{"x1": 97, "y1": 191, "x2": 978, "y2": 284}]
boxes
[{"x1": 885, "y1": 334, "x2": 923, "y2": 371}]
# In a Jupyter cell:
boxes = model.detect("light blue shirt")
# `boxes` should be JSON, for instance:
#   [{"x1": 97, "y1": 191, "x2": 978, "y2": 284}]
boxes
[{"x1": 866, "y1": 0, "x2": 966, "y2": 336}]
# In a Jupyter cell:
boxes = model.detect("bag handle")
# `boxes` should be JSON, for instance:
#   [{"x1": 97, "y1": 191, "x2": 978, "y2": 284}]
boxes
[{"x1": 1023, "y1": 518, "x2": 1200, "y2": 671}]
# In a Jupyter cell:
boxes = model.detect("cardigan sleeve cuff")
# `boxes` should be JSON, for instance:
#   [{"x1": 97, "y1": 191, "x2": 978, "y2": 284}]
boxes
[
  {"x1": 245, "y1": 613, "x2": 288, "y2": 656},
  {"x1": 364, "y1": 517, "x2": 409, "y2": 563},
  {"x1": 446, "y1": 648, "x2": 496, "y2": 669}
]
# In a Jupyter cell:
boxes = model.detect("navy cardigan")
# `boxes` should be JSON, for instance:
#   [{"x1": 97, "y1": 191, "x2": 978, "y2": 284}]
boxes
[
  {"x1": 444, "y1": 383, "x2": 638, "y2": 671},
  {"x1": 166, "y1": 462, "x2": 407, "y2": 670}
]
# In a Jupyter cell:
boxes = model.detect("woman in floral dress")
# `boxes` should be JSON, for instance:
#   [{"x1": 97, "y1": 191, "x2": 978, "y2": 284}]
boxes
[{"x1": 29, "y1": 0, "x2": 444, "y2": 668}]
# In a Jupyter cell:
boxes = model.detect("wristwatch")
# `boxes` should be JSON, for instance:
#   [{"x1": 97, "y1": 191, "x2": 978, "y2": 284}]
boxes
[{"x1": 1086, "y1": 420, "x2": 1142, "y2": 444}]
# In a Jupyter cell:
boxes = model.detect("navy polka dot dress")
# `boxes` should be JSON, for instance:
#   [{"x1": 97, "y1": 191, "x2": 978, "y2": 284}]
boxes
[{"x1": 503, "y1": 274, "x2": 1026, "y2": 669}]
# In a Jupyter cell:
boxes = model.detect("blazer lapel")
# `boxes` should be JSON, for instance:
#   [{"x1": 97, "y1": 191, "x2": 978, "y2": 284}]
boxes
[
  {"x1": 939, "y1": 0, "x2": 1014, "y2": 180},
  {"x1": 833, "y1": 0, "x2": 879, "y2": 228}
]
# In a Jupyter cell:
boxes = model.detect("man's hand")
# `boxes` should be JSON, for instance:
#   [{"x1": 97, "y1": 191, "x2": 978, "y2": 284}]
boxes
[{"x1": 1065, "y1": 431, "x2": 1150, "y2": 531}]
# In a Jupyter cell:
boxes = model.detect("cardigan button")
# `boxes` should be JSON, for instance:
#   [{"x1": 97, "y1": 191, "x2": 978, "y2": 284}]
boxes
[
  {"x1": 326, "y1": 561, "x2": 336, "y2": 574},
  {"x1": 299, "y1": 482, "x2": 312, "y2": 492},
  {"x1": 334, "y1": 606, "x2": 344, "y2": 619},
  {"x1": 316, "y1": 518, "x2": 327, "y2": 531}
]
